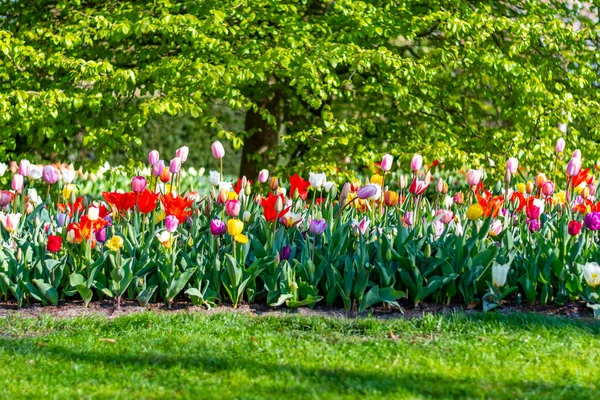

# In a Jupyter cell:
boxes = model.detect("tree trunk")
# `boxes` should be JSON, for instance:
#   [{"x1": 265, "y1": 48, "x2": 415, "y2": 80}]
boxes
[{"x1": 240, "y1": 95, "x2": 280, "y2": 179}]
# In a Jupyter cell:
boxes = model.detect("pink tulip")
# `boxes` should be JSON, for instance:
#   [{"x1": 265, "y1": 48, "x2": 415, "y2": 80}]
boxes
[
  {"x1": 357, "y1": 185, "x2": 379, "y2": 200},
  {"x1": 1, "y1": 213, "x2": 21, "y2": 233},
  {"x1": 465, "y1": 169, "x2": 482, "y2": 186},
  {"x1": 131, "y1": 176, "x2": 147, "y2": 193},
  {"x1": 410, "y1": 154, "x2": 423, "y2": 172},
  {"x1": 404, "y1": 211, "x2": 414, "y2": 226},
  {"x1": 148, "y1": 150, "x2": 160, "y2": 165},
  {"x1": 380, "y1": 154, "x2": 393, "y2": 171},
  {"x1": 211, "y1": 141, "x2": 225, "y2": 159},
  {"x1": 436, "y1": 178, "x2": 444, "y2": 193},
  {"x1": 152, "y1": 160, "x2": 165, "y2": 177},
  {"x1": 589, "y1": 184, "x2": 597, "y2": 197},
  {"x1": 42, "y1": 165, "x2": 60, "y2": 185},
  {"x1": 258, "y1": 169, "x2": 269, "y2": 184},
  {"x1": 566, "y1": 157, "x2": 582, "y2": 177},
  {"x1": 572, "y1": 149, "x2": 581, "y2": 159},
  {"x1": 11, "y1": 174, "x2": 24, "y2": 192},
  {"x1": 506, "y1": 158, "x2": 518, "y2": 174},
  {"x1": 555, "y1": 138, "x2": 565, "y2": 154},
  {"x1": 409, "y1": 177, "x2": 429, "y2": 195},
  {"x1": 169, "y1": 157, "x2": 182, "y2": 174},
  {"x1": 225, "y1": 199, "x2": 241, "y2": 217},
  {"x1": 489, "y1": 220, "x2": 503, "y2": 236},
  {"x1": 165, "y1": 215, "x2": 179, "y2": 233},
  {"x1": 176, "y1": 146, "x2": 189, "y2": 163},
  {"x1": 18, "y1": 160, "x2": 30, "y2": 176},
  {"x1": 542, "y1": 181, "x2": 555, "y2": 197},
  {"x1": 0, "y1": 191, "x2": 13, "y2": 207}
]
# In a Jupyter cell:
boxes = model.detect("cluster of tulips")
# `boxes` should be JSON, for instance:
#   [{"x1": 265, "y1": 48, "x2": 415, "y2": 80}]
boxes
[{"x1": 0, "y1": 138, "x2": 599, "y2": 316}]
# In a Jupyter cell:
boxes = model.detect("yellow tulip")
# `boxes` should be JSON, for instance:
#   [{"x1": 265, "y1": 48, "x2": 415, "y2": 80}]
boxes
[
  {"x1": 227, "y1": 219, "x2": 244, "y2": 236},
  {"x1": 154, "y1": 209, "x2": 166, "y2": 224},
  {"x1": 553, "y1": 191, "x2": 566, "y2": 205},
  {"x1": 234, "y1": 233, "x2": 248, "y2": 244},
  {"x1": 466, "y1": 204, "x2": 484, "y2": 221},
  {"x1": 106, "y1": 235, "x2": 124, "y2": 252},
  {"x1": 227, "y1": 191, "x2": 239, "y2": 201},
  {"x1": 62, "y1": 184, "x2": 77, "y2": 201},
  {"x1": 370, "y1": 174, "x2": 384, "y2": 186},
  {"x1": 516, "y1": 183, "x2": 526, "y2": 194}
]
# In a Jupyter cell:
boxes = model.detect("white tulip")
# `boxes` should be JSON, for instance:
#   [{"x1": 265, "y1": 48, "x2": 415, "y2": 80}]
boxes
[
  {"x1": 492, "y1": 264, "x2": 510, "y2": 288},
  {"x1": 583, "y1": 262, "x2": 600, "y2": 287},
  {"x1": 28, "y1": 165, "x2": 43, "y2": 180},
  {"x1": 209, "y1": 170, "x2": 221, "y2": 186},
  {"x1": 309, "y1": 172, "x2": 326, "y2": 189}
]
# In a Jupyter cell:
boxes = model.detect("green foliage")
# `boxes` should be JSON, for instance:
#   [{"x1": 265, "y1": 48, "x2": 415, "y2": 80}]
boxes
[{"x1": 1, "y1": 1, "x2": 599, "y2": 174}]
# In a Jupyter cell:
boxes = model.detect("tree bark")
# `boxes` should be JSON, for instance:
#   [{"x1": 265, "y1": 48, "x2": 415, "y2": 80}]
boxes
[{"x1": 240, "y1": 94, "x2": 280, "y2": 179}]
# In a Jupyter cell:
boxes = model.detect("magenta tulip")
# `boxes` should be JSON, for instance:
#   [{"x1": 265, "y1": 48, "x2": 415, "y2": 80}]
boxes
[
  {"x1": 131, "y1": 176, "x2": 147, "y2": 193},
  {"x1": 225, "y1": 199, "x2": 241, "y2": 217},
  {"x1": 42, "y1": 165, "x2": 60, "y2": 185},
  {"x1": 165, "y1": 215, "x2": 179, "y2": 233}
]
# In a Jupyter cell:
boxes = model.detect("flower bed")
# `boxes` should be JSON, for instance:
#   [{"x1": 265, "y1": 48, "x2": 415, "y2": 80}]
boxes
[{"x1": 1, "y1": 140, "x2": 599, "y2": 316}]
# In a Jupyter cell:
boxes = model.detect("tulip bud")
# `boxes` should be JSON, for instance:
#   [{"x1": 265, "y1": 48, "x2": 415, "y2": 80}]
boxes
[
  {"x1": 42, "y1": 165, "x2": 60, "y2": 185},
  {"x1": 435, "y1": 178, "x2": 444, "y2": 193},
  {"x1": 410, "y1": 154, "x2": 423, "y2": 172},
  {"x1": 160, "y1": 168, "x2": 171, "y2": 183},
  {"x1": 339, "y1": 182, "x2": 350, "y2": 204},
  {"x1": 399, "y1": 175, "x2": 407, "y2": 189},
  {"x1": 25, "y1": 202, "x2": 34, "y2": 214},
  {"x1": 506, "y1": 157, "x2": 518, "y2": 174},
  {"x1": 152, "y1": 160, "x2": 165, "y2": 177},
  {"x1": 204, "y1": 196, "x2": 213, "y2": 216},
  {"x1": 19, "y1": 160, "x2": 31, "y2": 176},
  {"x1": 211, "y1": 141, "x2": 225, "y2": 159},
  {"x1": 504, "y1": 170, "x2": 511, "y2": 184},
  {"x1": 442, "y1": 182, "x2": 448, "y2": 194},
  {"x1": 542, "y1": 181, "x2": 555, "y2": 197},
  {"x1": 11, "y1": 174, "x2": 24, "y2": 192},
  {"x1": 169, "y1": 157, "x2": 182, "y2": 174},
  {"x1": 16, "y1": 248, "x2": 22, "y2": 263},
  {"x1": 380, "y1": 154, "x2": 393, "y2": 171},
  {"x1": 270, "y1": 177, "x2": 279, "y2": 192},
  {"x1": 582, "y1": 186, "x2": 590, "y2": 199},
  {"x1": 526, "y1": 181, "x2": 534, "y2": 194},
  {"x1": 424, "y1": 244, "x2": 431, "y2": 258},
  {"x1": 148, "y1": 150, "x2": 160, "y2": 165},
  {"x1": 218, "y1": 189, "x2": 228, "y2": 205},
  {"x1": 535, "y1": 173, "x2": 547, "y2": 188},
  {"x1": 275, "y1": 196, "x2": 283, "y2": 213},
  {"x1": 131, "y1": 176, "x2": 147, "y2": 193},
  {"x1": 566, "y1": 156, "x2": 582, "y2": 177},
  {"x1": 258, "y1": 169, "x2": 269, "y2": 184},
  {"x1": 175, "y1": 146, "x2": 189, "y2": 163},
  {"x1": 245, "y1": 183, "x2": 252, "y2": 196},
  {"x1": 241, "y1": 176, "x2": 247, "y2": 190},
  {"x1": 555, "y1": 137, "x2": 565, "y2": 154},
  {"x1": 243, "y1": 211, "x2": 251, "y2": 222}
]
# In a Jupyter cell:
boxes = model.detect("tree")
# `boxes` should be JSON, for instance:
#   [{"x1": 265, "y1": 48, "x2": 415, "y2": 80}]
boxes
[{"x1": 1, "y1": 1, "x2": 599, "y2": 178}]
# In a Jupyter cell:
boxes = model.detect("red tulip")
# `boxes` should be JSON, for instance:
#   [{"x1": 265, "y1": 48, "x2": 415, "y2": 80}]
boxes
[
  {"x1": 47, "y1": 235, "x2": 63, "y2": 253},
  {"x1": 568, "y1": 220, "x2": 583, "y2": 236}
]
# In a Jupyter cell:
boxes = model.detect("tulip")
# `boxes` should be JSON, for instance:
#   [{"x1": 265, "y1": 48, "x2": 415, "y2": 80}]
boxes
[
  {"x1": 150, "y1": 160, "x2": 164, "y2": 178},
  {"x1": 0, "y1": 191, "x2": 12, "y2": 207},
  {"x1": 57, "y1": 213, "x2": 70, "y2": 227},
  {"x1": 176, "y1": 146, "x2": 189, "y2": 163},
  {"x1": 309, "y1": 219, "x2": 327, "y2": 235},
  {"x1": 62, "y1": 184, "x2": 76, "y2": 201},
  {"x1": 566, "y1": 156, "x2": 582, "y2": 177},
  {"x1": 47, "y1": 235, "x2": 63, "y2": 253},
  {"x1": 42, "y1": 165, "x2": 60, "y2": 184},
  {"x1": 258, "y1": 169, "x2": 269, "y2": 184},
  {"x1": 410, "y1": 154, "x2": 423, "y2": 172},
  {"x1": 351, "y1": 218, "x2": 370, "y2": 236},
  {"x1": 61, "y1": 168, "x2": 76, "y2": 183},
  {"x1": 453, "y1": 192, "x2": 464, "y2": 204},
  {"x1": 465, "y1": 169, "x2": 482, "y2": 186},
  {"x1": 555, "y1": 138, "x2": 565, "y2": 154},
  {"x1": 433, "y1": 220, "x2": 444, "y2": 238},
  {"x1": 409, "y1": 177, "x2": 429, "y2": 195},
  {"x1": 148, "y1": 150, "x2": 160, "y2": 165},
  {"x1": 225, "y1": 199, "x2": 241, "y2": 217},
  {"x1": 384, "y1": 190, "x2": 399, "y2": 206},
  {"x1": 435, "y1": 178, "x2": 444, "y2": 193},
  {"x1": 589, "y1": 184, "x2": 597, "y2": 197},
  {"x1": 380, "y1": 154, "x2": 393, "y2": 171},
  {"x1": 528, "y1": 218, "x2": 541, "y2": 232},
  {"x1": 156, "y1": 231, "x2": 173, "y2": 248},
  {"x1": 165, "y1": 215, "x2": 179, "y2": 232},
  {"x1": 280, "y1": 246, "x2": 291, "y2": 261},
  {"x1": 18, "y1": 160, "x2": 30, "y2": 176},
  {"x1": 24, "y1": 202, "x2": 34, "y2": 214},
  {"x1": 210, "y1": 219, "x2": 227, "y2": 236},
  {"x1": 1, "y1": 213, "x2": 21, "y2": 233},
  {"x1": 506, "y1": 158, "x2": 518, "y2": 174},
  {"x1": 269, "y1": 177, "x2": 279, "y2": 192},
  {"x1": 11, "y1": 174, "x2": 24, "y2": 192},
  {"x1": 535, "y1": 173, "x2": 547, "y2": 187},
  {"x1": 489, "y1": 219, "x2": 503, "y2": 236},
  {"x1": 542, "y1": 181, "x2": 555, "y2": 197},
  {"x1": 525, "y1": 181, "x2": 534, "y2": 194},
  {"x1": 324, "y1": 181, "x2": 335, "y2": 193},
  {"x1": 88, "y1": 206, "x2": 100, "y2": 221},
  {"x1": 309, "y1": 172, "x2": 326, "y2": 189},
  {"x1": 404, "y1": 211, "x2": 414, "y2": 226},
  {"x1": 29, "y1": 165, "x2": 43, "y2": 180},
  {"x1": 131, "y1": 176, "x2": 147, "y2": 193},
  {"x1": 399, "y1": 175, "x2": 408, "y2": 189},
  {"x1": 492, "y1": 264, "x2": 510, "y2": 288},
  {"x1": 211, "y1": 141, "x2": 225, "y2": 159},
  {"x1": 281, "y1": 211, "x2": 303, "y2": 229},
  {"x1": 584, "y1": 212, "x2": 600, "y2": 231},
  {"x1": 227, "y1": 218, "x2": 244, "y2": 236},
  {"x1": 435, "y1": 209, "x2": 454, "y2": 224},
  {"x1": 582, "y1": 262, "x2": 600, "y2": 287},
  {"x1": 160, "y1": 168, "x2": 171, "y2": 183},
  {"x1": 0, "y1": 163, "x2": 6, "y2": 177},
  {"x1": 572, "y1": 149, "x2": 582, "y2": 159},
  {"x1": 568, "y1": 220, "x2": 583, "y2": 236},
  {"x1": 106, "y1": 235, "x2": 124, "y2": 252},
  {"x1": 242, "y1": 211, "x2": 251, "y2": 222},
  {"x1": 169, "y1": 157, "x2": 182, "y2": 174},
  {"x1": 466, "y1": 204, "x2": 484, "y2": 220},
  {"x1": 95, "y1": 228, "x2": 107, "y2": 243}
]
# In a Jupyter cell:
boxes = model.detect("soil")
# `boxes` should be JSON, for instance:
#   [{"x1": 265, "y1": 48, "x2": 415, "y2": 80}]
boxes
[{"x1": 0, "y1": 298, "x2": 594, "y2": 320}]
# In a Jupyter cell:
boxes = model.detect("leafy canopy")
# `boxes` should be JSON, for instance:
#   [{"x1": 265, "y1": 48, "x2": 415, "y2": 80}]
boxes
[{"x1": 1, "y1": 1, "x2": 599, "y2": 175}]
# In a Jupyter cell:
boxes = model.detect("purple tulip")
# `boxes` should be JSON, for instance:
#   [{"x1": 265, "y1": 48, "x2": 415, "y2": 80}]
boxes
[
  {"x1": 42, "y1": 165, "x2": 60, "y2": 185},
  {"x1": 566, "y1": 156, "x2": 582, "y2": 177},
  {"x1": 165, "y1": 215, "x2": 179, "y2": 233},
  {"x1": 95, "y1": 228, "x2": 107, "y2": 243},
  {"x1": 148, "y1": 150, "x2": 160, "y2": 165},
  {"x1": 280, "y1": 246, "x2": 291, "y2": 261},
  {"x1": 0, "y1": 190, "x2": 12, "y2": 207},
  {"x1": 309, "y1": 219, "x2": 327, "y2": 235},
  {"x1": 210, "y1": 219, "x2": 227, "y2": 236},
  {"x1": 131, "y1": 176, "x2": 147, "y2": 193},
  {"x1": 169, "y1": 157, "x2": 182, "y2": 174},
  {"x1": 584, "y1": 212, "x2": 600, "y2": 231},
  {"x1": 57, "y1": 213, "x2": 70, "y2": 227},
  {"x1": 357, "y1": 185, "x2": 378, "y2": 200},
  {"x1": 527, "y1": 218, "x2": 541, "y2": 232},
  {"x1": 152, "y1": 160, "x2": 165, "y2": 177}
]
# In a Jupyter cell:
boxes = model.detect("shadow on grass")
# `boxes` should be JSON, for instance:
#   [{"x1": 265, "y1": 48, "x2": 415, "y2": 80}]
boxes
[{"x1": 0, "y1": 334, "x2": 595, "y2": 399}]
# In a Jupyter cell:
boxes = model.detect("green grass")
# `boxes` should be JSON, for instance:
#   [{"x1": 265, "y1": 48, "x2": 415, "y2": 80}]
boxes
[{"x1": 0, "y1": 311, "x2": 598, "y2": 399}]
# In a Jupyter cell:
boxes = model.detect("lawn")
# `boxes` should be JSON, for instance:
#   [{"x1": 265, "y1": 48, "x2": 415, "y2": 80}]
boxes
[{"x1": 0, "y1": 311, "x2": 598, "y2": 399}]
